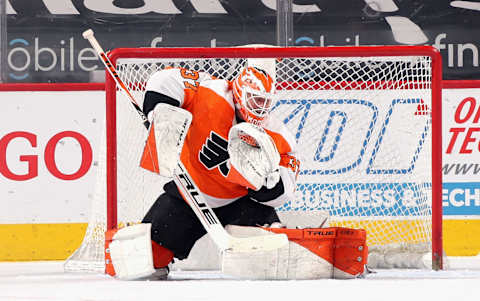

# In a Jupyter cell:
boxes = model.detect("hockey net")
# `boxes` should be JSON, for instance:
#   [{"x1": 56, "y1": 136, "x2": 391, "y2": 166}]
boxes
[{"x1": 65, "y1": 46, "x2": 443, "y2": 273}]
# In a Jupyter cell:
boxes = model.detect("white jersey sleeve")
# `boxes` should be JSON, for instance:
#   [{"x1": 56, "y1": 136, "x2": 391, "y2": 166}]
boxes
[{"x1": 145, "y1": 68, "x2": 213, "y2": 107}]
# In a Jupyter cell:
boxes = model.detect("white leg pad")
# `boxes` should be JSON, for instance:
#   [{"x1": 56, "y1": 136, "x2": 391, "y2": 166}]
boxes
[
  {"x1": 221, "y1": 225, "x2": 332, "y2": 280},
  {"x1": 109, "y1": 223, "x2": 155, "y2": 280}
]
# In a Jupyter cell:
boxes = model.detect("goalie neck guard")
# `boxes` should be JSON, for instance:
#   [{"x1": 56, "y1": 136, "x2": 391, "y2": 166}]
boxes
[{"x1": 232, "y1": 66, "x2": 276, "y2": 126}]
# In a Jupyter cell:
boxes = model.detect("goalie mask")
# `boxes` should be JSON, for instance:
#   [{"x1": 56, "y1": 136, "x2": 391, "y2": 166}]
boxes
[{"x1": 232, "y1": 66, "x2": 275, "y2": 126}]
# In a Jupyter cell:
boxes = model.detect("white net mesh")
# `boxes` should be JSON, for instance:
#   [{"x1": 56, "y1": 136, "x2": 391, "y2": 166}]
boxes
[{"x1": 65, "y1": 48, "x2": 440, "y2": 272}]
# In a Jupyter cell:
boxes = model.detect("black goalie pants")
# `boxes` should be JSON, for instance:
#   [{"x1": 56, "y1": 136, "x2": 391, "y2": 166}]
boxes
[{"x1": 142, "y1": 180, "x2": 280, "y2": 260}]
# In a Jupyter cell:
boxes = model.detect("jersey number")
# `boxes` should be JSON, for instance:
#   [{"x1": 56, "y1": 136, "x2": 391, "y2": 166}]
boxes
[{"x1": 180, "y1": 69, "x2": 200, "y2": 91}]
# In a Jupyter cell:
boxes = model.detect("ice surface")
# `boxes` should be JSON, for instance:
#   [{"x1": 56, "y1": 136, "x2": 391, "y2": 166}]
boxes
[{"x1": 1, "y1": 259, "x2": 480, "y2": 301}]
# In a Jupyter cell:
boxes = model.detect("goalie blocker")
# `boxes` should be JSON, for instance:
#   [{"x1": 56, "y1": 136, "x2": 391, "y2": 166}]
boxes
[{"x1": 140, "y1": 103, "x2": 192, "y2": 177}]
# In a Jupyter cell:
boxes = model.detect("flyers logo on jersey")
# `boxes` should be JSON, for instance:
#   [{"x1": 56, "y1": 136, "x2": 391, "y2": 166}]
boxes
[{"x1": 199, "y1": 131, "x2": 230, "y2": 176}]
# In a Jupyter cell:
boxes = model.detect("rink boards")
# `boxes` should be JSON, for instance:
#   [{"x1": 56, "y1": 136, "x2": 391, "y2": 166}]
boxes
[{"x1": 0, "y1": 83, "x2": 479, "y2": 260}]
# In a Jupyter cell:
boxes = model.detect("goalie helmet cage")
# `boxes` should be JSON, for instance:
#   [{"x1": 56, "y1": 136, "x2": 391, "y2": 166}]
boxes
[{"x1": 65, "y1": 46, "x2": 443, "y2": 273}]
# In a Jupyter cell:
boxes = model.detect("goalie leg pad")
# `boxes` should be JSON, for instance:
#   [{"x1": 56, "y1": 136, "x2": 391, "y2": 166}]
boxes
[
  {"x1": 108, "y1": 223, "x2": 156, "y2": 280},
  {"x1": 222, "y1": 225, "x2": 334, "y2": 280},
  {"x1": 221, "y1": 225, "x2": 368, "y2": 279},
  {"x1": 332, "y1": 227, "x2": 368, "y2": 279}
]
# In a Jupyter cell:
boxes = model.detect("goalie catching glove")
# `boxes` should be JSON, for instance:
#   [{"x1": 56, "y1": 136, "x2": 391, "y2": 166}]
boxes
[
  {"x1": 226, "y1": 122, "x2": 280, "y2": 191},
  {"x1": 140, "y1": 103, "x2": 192, "y2": 177}
]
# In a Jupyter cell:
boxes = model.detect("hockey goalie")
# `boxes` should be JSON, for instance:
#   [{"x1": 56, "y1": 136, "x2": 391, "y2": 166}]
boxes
[{"x1": 106, "y1": 61, "x2": 368, "y2": 280}]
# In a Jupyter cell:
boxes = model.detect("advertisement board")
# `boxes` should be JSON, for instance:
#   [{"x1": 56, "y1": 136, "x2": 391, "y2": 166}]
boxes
[
  {"x1": 0, "y1": 89, "x2": 104, "y2": 223},
  {"x1": 3, "y1": 0, "x2": 480, "y2": 83},
  {"x1": 442, "y1": 82, "x2": 480, "y2": 217},
  {"x1": 272, "y1": 91, "x2": 433, "y2": 219},
  {"x1": 0, "y1": 82, "x2": 479, "y2": 259},
  {"x1": 0, "y1": 84, "x2": 104, "y2": 260}
]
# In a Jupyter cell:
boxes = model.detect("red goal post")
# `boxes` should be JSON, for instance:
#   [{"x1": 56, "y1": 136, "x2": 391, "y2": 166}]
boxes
[{"x1": 66, "y1": 45, "x2": 443, "y2": 273}]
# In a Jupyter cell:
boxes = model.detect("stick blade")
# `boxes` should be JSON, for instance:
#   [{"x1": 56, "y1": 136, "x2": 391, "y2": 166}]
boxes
[{"x1": 227, "y1": 233, "x2": 288, "y2": 252}]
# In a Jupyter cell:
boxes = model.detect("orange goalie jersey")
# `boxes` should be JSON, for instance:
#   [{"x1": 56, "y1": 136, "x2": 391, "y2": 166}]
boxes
[{"x1": 142, "y1": 67, "x2": 299, "y2": 208}]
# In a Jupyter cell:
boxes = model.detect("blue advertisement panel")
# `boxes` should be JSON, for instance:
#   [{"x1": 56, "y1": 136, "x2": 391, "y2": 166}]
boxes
[{"x1": 443, "y1": 182, "x2": 480, "y2": 215}]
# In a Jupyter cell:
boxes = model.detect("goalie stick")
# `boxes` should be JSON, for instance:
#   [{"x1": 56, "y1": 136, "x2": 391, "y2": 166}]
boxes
[{"x1": 83, "y1": 29, "x2": 288, "y2": 253}]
